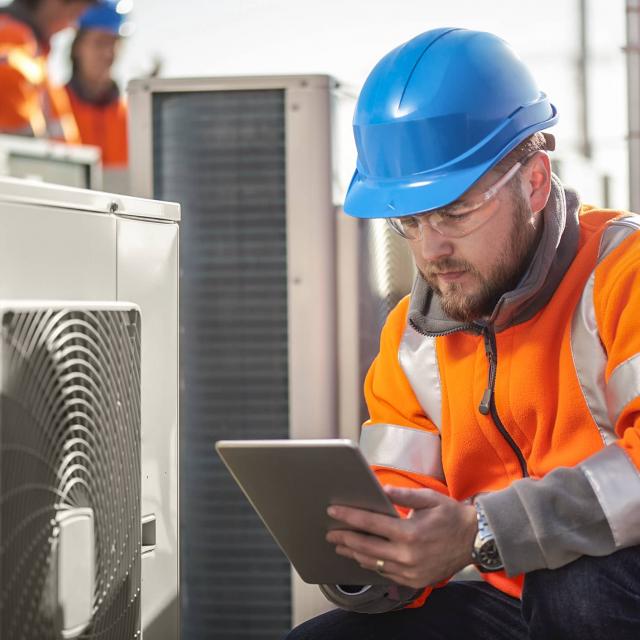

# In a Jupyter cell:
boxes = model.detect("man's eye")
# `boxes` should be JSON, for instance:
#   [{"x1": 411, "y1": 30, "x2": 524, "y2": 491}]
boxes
[
  {"x1": 402, "y1": 217, "x2": 420, "y2": 228},
  {"x1": 440, "y1": 211, "x2": 470, "y2": 221}
]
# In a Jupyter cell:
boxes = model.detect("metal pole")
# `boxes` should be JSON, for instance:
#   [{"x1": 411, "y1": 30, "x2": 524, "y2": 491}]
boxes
[
  {"x1": 626, "y1": 0, "x2": 640, "y2": 211},
  {"x1": 578, "y1": 0, "x2": 593, "y2": 158},
  {"x1": 602, "y1": 173, "x2": 612, "y2": 208}
]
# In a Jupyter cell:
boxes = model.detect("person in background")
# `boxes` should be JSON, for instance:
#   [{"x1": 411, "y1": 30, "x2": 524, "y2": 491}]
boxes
[
  {"x1": 287, "y1": 27, "x2": 640, "y2": 640},
  {"x1": 0, "y1": 0, "x2": 96, "y2": 141},
  {"x1": 65, "y1": 0, "x2": 129, "y2": 168}
]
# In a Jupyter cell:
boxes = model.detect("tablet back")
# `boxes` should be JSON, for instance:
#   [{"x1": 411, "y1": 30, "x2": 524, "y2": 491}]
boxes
[{"x1": 215, "y1": 439, "x2": 398, "y2": 585}]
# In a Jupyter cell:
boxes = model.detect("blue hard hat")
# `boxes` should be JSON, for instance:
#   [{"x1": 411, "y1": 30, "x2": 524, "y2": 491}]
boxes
[
  {"x1": 78, "y1": 0, "x2": 130, "y2": 35},
  {"x1": 344, "y1": 28, "x2": 558, "y2": 219}
]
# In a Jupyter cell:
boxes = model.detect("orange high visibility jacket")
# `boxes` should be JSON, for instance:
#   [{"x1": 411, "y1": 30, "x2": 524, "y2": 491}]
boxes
[
  {"x1": 0, "y1": 10, "x2": 79, "y2": 142},
  {"x1": 65, "y1": 80, "x2": 128, "y2": 168},
  {"x1": 331, "y1": 178, "x2": 640, "y2": 611}
]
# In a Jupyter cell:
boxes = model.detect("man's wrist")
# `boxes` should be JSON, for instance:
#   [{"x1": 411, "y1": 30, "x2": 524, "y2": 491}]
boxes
[{"x1": 461, "y1": 503, "x2": 479, "y2": 567}]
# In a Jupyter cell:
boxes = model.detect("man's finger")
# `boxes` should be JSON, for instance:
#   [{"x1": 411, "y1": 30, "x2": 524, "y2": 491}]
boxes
[
  {"x1": 326, "y1": 527, "x2": 396, "y2": 560},
  {"x1": 383, "y1": 486, "x2": 446, "y2": 510},
  {"x1": 327, "y1": 505, "x2": 405, "y2": 540},
  {"x1": 334, "y1": 546, "x2": 419, "y2": 588}
]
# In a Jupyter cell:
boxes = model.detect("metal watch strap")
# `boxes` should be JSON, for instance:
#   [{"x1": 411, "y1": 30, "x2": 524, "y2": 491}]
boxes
[{"x1": 472, "y1": 501, "x2": 504, "y2": 573}]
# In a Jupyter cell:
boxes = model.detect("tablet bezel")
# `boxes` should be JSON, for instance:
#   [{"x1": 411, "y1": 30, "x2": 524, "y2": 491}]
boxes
[{"x1": 215, "y1": 438, "x2": 399, "y2": 585}]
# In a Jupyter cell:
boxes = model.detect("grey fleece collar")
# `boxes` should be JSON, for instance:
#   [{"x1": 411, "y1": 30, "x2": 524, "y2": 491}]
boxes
[{"x1": 408, "y1": 175, "x2": 581, "y2": 336}]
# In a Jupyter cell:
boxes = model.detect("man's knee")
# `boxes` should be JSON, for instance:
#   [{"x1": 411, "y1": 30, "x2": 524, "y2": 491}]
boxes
[
  {"x1": 283, "y1": 608, "x2": 360, "y2": 640},
  {"x1": 284, "y1": 618, "x2": 324, "y2": 640},
  {"x1": 284, "y1": 624, "x2": 308, "y2": 640},
  {"x1": 522, "y1": 546, "x2": 640, "y2": 639}
]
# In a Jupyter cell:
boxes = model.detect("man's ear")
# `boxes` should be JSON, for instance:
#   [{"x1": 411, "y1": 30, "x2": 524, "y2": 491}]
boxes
[{"x1": 527, "y1": 152, "x2": 552, "y2": 214}]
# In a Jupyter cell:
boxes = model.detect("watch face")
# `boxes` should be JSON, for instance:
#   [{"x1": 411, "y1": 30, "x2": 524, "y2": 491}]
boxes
[{"x1": 476, "y1": 539, "x2": 502, "y2": 570}]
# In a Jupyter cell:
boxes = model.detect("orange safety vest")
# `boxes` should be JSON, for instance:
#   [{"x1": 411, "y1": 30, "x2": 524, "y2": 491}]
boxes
[
  {"x1": 65, "y1": 82, "x2": 128, "y2": 168},
  {"x1": 0, "y1": 12, "x2": 79, "y2": 143},
  {"x1": 360, "y1": 200, "x2": 640, "y2": 606}
]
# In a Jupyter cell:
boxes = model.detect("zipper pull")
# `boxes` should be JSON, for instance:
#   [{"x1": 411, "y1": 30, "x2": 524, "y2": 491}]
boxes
[{"x1": 479, "y1": 388, "x2": 492, "y2": 415}]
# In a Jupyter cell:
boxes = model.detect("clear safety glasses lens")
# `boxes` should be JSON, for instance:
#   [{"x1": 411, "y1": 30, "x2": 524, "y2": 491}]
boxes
[{"x1": 386, "y1": 158, "x2": 527, "y2": 240}]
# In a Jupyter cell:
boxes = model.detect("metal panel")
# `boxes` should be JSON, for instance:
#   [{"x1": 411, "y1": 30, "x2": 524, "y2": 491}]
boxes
[
  {"x1": 116, "y1": 218, "x2": 180, "y2": 639},
  {"x1": 283, "y1": 82, "x2": 337, "y2": 626},
  {"x1": 0, "y1": 175, "x2": 180, "y2": 221},
  {"x1": 0, "y1": 202, "x2": 116, "y2": 302}
]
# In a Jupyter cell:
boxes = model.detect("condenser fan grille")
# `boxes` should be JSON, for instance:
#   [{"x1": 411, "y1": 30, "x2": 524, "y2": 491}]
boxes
[{"x1": 0, "y1": 307, "x2": 141, "y2": 640}]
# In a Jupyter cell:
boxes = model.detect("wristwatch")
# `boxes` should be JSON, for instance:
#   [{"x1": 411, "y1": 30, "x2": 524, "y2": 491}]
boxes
[{"x1": 471, "y1": 501, "x2": 503, "y2": 572}]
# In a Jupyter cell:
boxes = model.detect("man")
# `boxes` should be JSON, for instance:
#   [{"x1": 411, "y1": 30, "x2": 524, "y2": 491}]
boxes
[
  {"x1": 65, "y1": 0, "x2": 128, "y2": 168},
  {"x1": 287, "y1": 28, "x2": 640, "y2": 639},
  {"x1": 0, "y1": 0, "x2": 96, "y2": 141}
]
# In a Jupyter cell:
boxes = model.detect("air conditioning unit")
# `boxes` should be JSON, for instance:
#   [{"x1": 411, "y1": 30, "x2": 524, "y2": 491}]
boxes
[
  {"x1": 0, "y1": 177, "x2": 180, "y2": 639},
  {"x1": 0, "y1": 302, "x2": 141, "y2": 639},
  {"x1": 128, "y1": 74, "x2": 337, "y2": 636},
  {"x1": 0, "y1": 134, "x2": 102, "y2": 190},
  {"x1": 128, "y1": 74, "x2": 416, "y2": 637}
]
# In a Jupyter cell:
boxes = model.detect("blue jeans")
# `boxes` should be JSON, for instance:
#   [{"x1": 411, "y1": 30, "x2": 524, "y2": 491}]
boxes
[{"x1": 285, "y1": 546, "x2": 640, "y2": 639}]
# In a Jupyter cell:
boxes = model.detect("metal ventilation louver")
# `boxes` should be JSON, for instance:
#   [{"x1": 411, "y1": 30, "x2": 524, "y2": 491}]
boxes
[
  {"x1": 152, "y1": 88, "x2": 292, "y2": 638},
  {"x1": 0, "y1": 304, "x2": 141, "y2": 640}
]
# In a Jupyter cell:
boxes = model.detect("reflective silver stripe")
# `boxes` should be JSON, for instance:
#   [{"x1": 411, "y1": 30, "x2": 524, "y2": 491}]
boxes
[
  {"x1": 607, "y1": 353, "x2": 640, "y2": 426},
  {"x1": 47, "y1": 118, "x2": 65, "y2": 139},
  {"x1": 570, "y1": 271, "x2": 614, "y2": 445},
  {"x1": 398, "y1": 324, "x2": 442, "y2": 431},
  {"x1": 360, "y1": 423, "x2": 444, "y2": 481},
  {"x1": 597, "y1": 217, "x2": 640, "y2": 262},
  {"x1": 580, "y1": 444, "x2": 640, "y2": 548},
  {"x1": 570, "y1": 217, "x2": 640, "y2": 445}
]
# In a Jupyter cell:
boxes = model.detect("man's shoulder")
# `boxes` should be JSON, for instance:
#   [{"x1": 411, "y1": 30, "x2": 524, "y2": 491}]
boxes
[
  {"x1": 378, "y1": 294, "x2": 413, "y2": 346},
  {"x1": 577, "y1": 207, "x2": 640, "y2": 283},
  {"x1": 578, "y1": 206, "x2": 640, "y2": 240},
  {"x1": 387, "y1": 294, "x2": 412, "y2": 326},
  {"x1": 579, "y1": 204, "x2": 628, "y2": 222}
]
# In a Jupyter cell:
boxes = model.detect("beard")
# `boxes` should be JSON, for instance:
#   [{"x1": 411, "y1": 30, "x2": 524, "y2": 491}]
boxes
[{"x1": 420, "y1": 189, "x2": 541, "y2": 323}]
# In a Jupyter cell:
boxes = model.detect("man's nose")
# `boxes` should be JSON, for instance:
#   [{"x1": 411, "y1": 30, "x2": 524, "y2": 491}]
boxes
[{"x1": 415, "y1": 222, "x2": 454, "y2": 262}]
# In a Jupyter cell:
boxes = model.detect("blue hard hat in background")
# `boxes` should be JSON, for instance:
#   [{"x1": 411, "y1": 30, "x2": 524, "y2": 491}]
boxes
[
  {"x1": 78, "y1": 0, "x2": 132, "y2": 35},
  {"x1": 344, "y1": 28, "x2": 558, "y2": 219}
]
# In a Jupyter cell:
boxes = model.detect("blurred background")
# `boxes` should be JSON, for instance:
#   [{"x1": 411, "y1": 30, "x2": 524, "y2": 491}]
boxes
[{"x1": 35, "y1": 0, "x2": 631, "y2": 208}]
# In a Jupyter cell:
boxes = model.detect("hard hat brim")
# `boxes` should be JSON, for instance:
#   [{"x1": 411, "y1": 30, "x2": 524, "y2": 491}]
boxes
[
  {"x1": 344, "y1": 111, "x2": 558, "y2": 219},
  {"x1": 344, "y1": 161, "x2": 493, "y2": 219}
]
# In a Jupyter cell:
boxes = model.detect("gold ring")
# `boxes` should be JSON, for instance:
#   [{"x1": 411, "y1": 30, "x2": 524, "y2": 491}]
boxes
[{"x1": 375, "y1": 559, "x2": 385, "y2": 573}]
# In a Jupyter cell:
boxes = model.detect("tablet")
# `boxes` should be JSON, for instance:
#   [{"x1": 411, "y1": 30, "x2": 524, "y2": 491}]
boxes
[{"x1": 215, "y1": 438, "x2": 399, "y2": 585}]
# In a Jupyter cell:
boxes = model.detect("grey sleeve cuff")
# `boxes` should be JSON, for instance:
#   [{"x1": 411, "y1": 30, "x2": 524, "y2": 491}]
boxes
[
  {"x1": 319, "y1": 583, "x2": 423, "y2": 613},
  {"x1": 476, "y1": 461, "x2": 616, "y2": 576}
]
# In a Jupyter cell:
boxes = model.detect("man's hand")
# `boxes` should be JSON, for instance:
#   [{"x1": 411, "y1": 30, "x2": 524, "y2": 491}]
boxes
[{"x1": 325, "y1": 486, "x2": 478, "y2": 589}]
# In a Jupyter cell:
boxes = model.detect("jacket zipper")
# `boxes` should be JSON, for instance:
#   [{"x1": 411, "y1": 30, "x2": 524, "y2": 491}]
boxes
[{"x1": 478, "y1": 327, "x2": 529, "y2": 478}]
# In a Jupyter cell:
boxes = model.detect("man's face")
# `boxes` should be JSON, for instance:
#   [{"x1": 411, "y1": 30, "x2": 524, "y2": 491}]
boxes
[
  {"x1": 75, "y1": 29, "x2": 119, "y2": 82},
  {"x1": 409, "y1": 174, "x2": 540, "y2": 323}
]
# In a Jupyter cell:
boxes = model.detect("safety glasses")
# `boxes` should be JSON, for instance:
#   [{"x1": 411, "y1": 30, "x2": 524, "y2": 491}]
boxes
[{"x1": 387, "y1": 154, "x2": 536, "y2": 240}]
